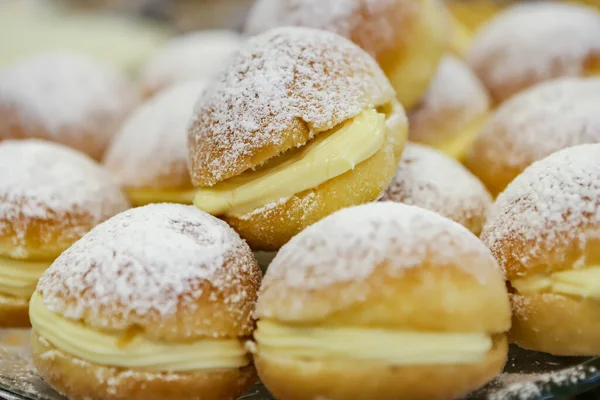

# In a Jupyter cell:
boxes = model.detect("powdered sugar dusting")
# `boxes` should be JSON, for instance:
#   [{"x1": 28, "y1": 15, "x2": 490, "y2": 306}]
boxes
[
  {"x1": 468, "y1": 3, "x2": 600, "y2": 101},
  {"x1": 409, "y1": 56, "x2": 490, "y2": 145},
  {"x1": 140, "y1": 30, "x2": 243, "y2": 94},
  {"x1": 382, "y1": 143, "x2": 492, "y2": 233},
  {"x1": 470, "y1": 77, "x2": 600, "y2": 193},
  {"x1": 245, "y1": 0, "x2": 419, "y2": 60},
  {"x1": 104, "y1": 81, "x2": 207, "y2": 190},
  {"x1": 0, "y1": 52, "x2": 136, "y2": 159},
  {"x1": 481, "y1": 144, "x2": 600, "y2": 276},
  {"x1": 0, "y1": 140, "x2": 129, "y2": 256},
  {"x1": 265, "y1": 202, "x2": 498, "y2": 290},
  {"x1": 37, "y1": 204, "x2": 260, "y2": 327},
  {"x1": 188, "y1": 27, "x2": 394, "y2": 187}
]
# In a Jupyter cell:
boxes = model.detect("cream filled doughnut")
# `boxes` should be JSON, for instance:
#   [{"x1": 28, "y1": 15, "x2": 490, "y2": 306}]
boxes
[
  {"x1": 253, "y1": 202, "x2": 510, "y2": 400},
  {"x1": 0, "y1": 52, "x2": 137, "y2": 160},
  {"x1": 30, "y1": 203, "x2": 261, "y2": 400},
  {"x1": 189, "y1": 27, "x2": 408, "y2": 251},
  {"x1": 467, "y1": 3, "x2": 600, "y2": 104},
  {"x1": 481, "y1": 144, "x2": 600, "y2": 356},
  {"x1": 140, "y1": 30, "x2": 243, "y2": 97},
  {"x1": 466, "y1": 77, "x2": 600, "y2": 197},
  {"x1": 0, "y1": 140, "x2": 129, "y2": 327},
  {"x1": 104, "y1": 81, "x2": 206, "y2": 206},
  {"x1": 245, "y1": 0, "x2": 449, "y2": 110},
  {"x1": 409, "y1": 55, "x2": 490, "y2": 160},
  {"x1": 382, "y1": 143, "x2": 492, "y2": 235}
]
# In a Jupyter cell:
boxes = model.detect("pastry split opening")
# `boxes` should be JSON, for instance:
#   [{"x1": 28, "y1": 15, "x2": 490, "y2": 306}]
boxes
[
  {"x1": 193, "y1": 101, "x2": 407, "y2": 219},
  {"x1": 511, "y1": 265, "x2": 600, "y2": 300},
  {"x1": 0, "y1": 257, "x2": 52, "y2": 298}
]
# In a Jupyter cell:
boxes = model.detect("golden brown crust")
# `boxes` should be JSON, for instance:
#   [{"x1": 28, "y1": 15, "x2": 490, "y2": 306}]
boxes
[
  {"x1": 510, "y1": 293, "x2": 600, "y2": 356},
  {"x1": 31, "y1": 330, "x2": 257, "y2": 400},
  {"x1": 0, "y1": 294, "x2": 30, "y2": 328},
  {"x1": 188, "y1": 27, "x2": 395, "y2": 187},
  {"x1": 256, "y1": 335, "x2": 507, "y2": 400},
  {"x1": 224, "y1": 139, "x2": 400, "y2": 251}
]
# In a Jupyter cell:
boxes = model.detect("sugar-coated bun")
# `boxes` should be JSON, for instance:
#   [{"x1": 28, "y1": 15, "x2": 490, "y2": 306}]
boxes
[
  {"x1": 0, "y1": 53, "x2": 137, "y2": 160},
  {"x1": 32, "y1": 203, "x2": 262, "y2": 400},
  {"x1": 482, "y1": 144, "x2": 600, "y2": 355},
  {"x1": 468, "y1": 3, "x2": 600, "y2": 103},
  {"x1": 0, "y1": 140, "x2": 130, "y2": 260},
  {"x1": 189, "y1": 27, "x2": 405, "y2": 250},
  {"x1": 140, "y1": 31, "x2": 243, "y2": 97},
  {"x1": 382, "y1": 143, "x2": 492, "y2": 235},
  {"x1": 245, "y1": 0, "x2": 449, "y2": 109},
  {"x1": 466, "y1": 77, "x2": 600, "y2": 196},
  {"x1": 408, "y1": 55, "x2": 490, "y2": 160},
  {"x1": 255, "y1": 202, "x2": 510, "y2": 400},
  {"x1": 104, "y1": 81, "x2": 206, "y2": 203}
]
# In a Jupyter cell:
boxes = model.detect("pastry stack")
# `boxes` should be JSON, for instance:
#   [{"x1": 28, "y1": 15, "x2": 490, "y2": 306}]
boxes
[{"x1": 0, "y1": 0, "x2": 599, "y2": 399}]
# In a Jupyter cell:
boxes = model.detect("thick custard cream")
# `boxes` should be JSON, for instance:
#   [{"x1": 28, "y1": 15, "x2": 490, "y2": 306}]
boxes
[
  {"x1": 254, "y1": 320, "x2": 493, "y2": 365},
  {"x1": 126, "y1": 187, "x2": 196, "y2": 207},
  {"x1": 385, "y1": 0, "x2": 448, "y2": 109},
  {"x1": 512, "y1": 266, "x2": 600, "y2": 300},
  {"x1": 435, "y1": 114, "x2": 488, "y2": 161},
  {"x1": 29, "y1": 293, "x2": 250, "y2": 372},
  {"x1": 0, "y1": 257, "x2": 52, "y2": 298},
  {"x1": 193, "y1": 108, "x2": 393, "y2": 217}
]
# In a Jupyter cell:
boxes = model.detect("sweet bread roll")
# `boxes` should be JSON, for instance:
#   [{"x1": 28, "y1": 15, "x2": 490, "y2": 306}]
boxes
[
  {"x1": 245, "y1": 0, "x2": 449, "y2": 110},
  {"x1": 382, "y1": 143, "x2": 492, "y2": 235},
  {"x1": 481, "y1": 144, "x2": 600, "y2": 356},
  {"x1": 466, "y1": 77, "x2": 600, "y2": 197},
  {"x1": 0, "y1": 140, "x2": 129, "y2": 327},
  {"x1": 409, "y1": 55, "x2": 490, "y2": 160},
  {"x1": 30, "y1": 203, "x2": 262, "y2": 400},
  {"x1": 189, "y1": 27, "x2": 408, "y2": 251},
  {"x1": 140, "y1": 31, "x2": 243, "y2": 97},
  {"x1": 104, "y1": 81, "x2": 206, "y2": 206},
  {"x1": 467, "y1": 3, "x2": 600, "y2": 104},
  {"x1": 0, "y1": 52, "x2": 137, "y2": 160},
  {"x1": 253, "y1": 202, "x2": 511, "y2": 400}
]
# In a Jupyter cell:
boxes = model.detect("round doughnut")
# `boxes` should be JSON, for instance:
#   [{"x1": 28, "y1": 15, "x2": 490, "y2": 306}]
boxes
[
  {"x1": 30, "y1": 203, "x2": 262, "y2": 400},
  {"x1": 245, "y1": 0, "x2": 449, "y2": 110},
  {"x1": 189, "y1": 27, "x2": 408, "y2": 251},
  {"x1": 481, "y1": 144, "x2": 600, "y2": 356},
  {"x1": 382, "y1": 143, "x2": 492, "y2": 235},
  {"x1": 467, "y1": 2, "x2": 600, "y2": 104},
  {"x1": 0, "y1": 139, "x2": 129, "y2": 327},
  {"x1": 0, "y1": 52, "x2": 137, "y2": 160},
  {"x1": 465, "y1": 77, "x2": 600, "y2": 196},
  {"x1": 252, "y1": 202, "x2": 510, "y2": 400},
  {"x1": 140, "y1": 30, "x2": 243, "y2": 97},
  {"x1": 408, "y1": 55, "x2": 490, "y2": 160},
  {"x1": 104, "y1": 81, "x2": 206, "y2": 206}
]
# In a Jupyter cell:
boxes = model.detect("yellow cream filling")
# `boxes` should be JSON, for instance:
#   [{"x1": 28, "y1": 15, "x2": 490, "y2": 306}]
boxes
[
  {"x1": 126, "y1": 187, "x2": 195, "y2": 207},
  {"x1": 29, "y1": 293, "x2": 250, "y2": 372},
  {"x1": 386, "y1": 0, "x2": 448, "y2": 109},
  {"x1": 193, "y1": 108, "x2": 392, "y2": 217},
  {"x1": 0, "y1": 257, "x2": 52, "y2": 298},
  {"x1": 512, "y1": 266, "x2": 600, "y2": 300},
  {"x1": 434, "y1": 114, "x2": 488, "y2": 161},
  {"x1": 254, "y1": 320, "x2": 493, "y2": 365}
]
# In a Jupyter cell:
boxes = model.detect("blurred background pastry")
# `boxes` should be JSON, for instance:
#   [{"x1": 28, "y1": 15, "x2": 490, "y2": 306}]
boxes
[
  {"x1": 482, "y1": 144, "x2": 600, "y2": 356},
  {"x1": 408, "y1": 55, "x2": 490, "y2": 161},
  {"x1": 467, "y1": 2, "x2": 600, "y2": 104},
  {"x1": 0, "y1": 52, "x2": 137, "y2": 160},
  {"x1": 253, "y1": 202, "x2": 511, "y2": 400},
  {"x1": 466, "y1": 77, "x2": 600, "y2": 197},
  {"x1": 382, "y1": 143, "x2": 492, "y2": 236},
  {"x1": 189, "y1": 27, "x2": 407, "y2": 251},
  {"x1": 245, "y1": 0, "x2": 449, "y2": 110},
  {"x1": 31, "y1": 203, "x2": 261, "y2": 400},
  {"x1": 0, "y1": 140, "x2": 129, "y2": 327},
  {"x1": 139, "y1": 30, "x2": 243, "y2": 97},
  {"x1": 104, "y1": 81, "x2": 206, "y2": 206}
]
